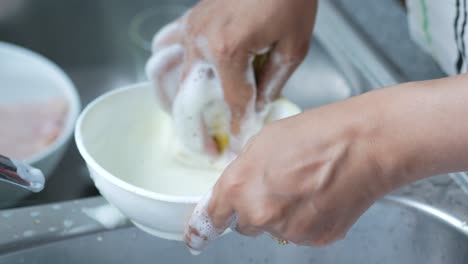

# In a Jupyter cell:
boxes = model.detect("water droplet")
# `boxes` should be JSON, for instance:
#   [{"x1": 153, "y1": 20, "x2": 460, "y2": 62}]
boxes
[
  {"x1": 34, "y1": 219, "x2": 41, "y2": 224},
  {"x1": 96, "y1": 236, "x2": 103, "y2": 242},
  {"x1": 30, "y1": 211, "x2": 40, "y2": 218},
  {"x1": 52, "y1": 204, "x2": 61, "y2": 210},
  {"x1": 23, "y1": 230, "x2": 35, "y2": 237},
  {"x1": 63, "y1": 220, "x2": 74, "y2": 228},
  {"x1": 2, "y1": 212, "x2": 12, "y2": 218},
  {"x1": 48, "y1": 227, "x2": 57, "y2": 232}
]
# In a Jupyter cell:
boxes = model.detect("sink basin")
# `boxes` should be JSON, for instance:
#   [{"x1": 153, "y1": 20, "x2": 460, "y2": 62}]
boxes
[
  {"x1": 0, "y1": 0, "x2": 403, "y2": 208},
  {"x1": 0, "y1": 1, "x2": 467, "y2": 262},
  {"x1": 0, "y1": 196, "x2": 467, "y2": 263}
]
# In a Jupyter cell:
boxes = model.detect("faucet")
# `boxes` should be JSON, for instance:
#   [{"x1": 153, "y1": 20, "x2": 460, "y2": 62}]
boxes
[{"x1": 0, "y1": 154, "x2": 45, "y2": 192}]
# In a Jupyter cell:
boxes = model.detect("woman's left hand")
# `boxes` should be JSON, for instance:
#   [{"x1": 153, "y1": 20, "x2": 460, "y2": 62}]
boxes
[{"x1": 184, "y1": 94, "x2": 394, "y2": 252}]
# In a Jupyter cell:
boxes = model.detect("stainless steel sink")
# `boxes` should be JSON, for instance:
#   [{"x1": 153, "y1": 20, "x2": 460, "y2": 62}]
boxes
[
  {"x1": 0, "y1": 0, "x2": 403, "y2": 208},
  {"x1": 0, "y1": 196, "x2": 467, "y2": 263},
  {"x1": 1, "y1": 0, "x2": 468, "y2": 262}
]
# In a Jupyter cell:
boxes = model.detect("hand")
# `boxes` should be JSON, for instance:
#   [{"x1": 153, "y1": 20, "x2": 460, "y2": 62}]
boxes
[
  {"x1": 184, "y1": 95, "x2": 391, "y2": 252},
  {"x1": 184, "y1": 74, "x2": 468, "y2": 253},
  {"x1": 146, "y1": 0, "x2": 317, "y2": 156}
]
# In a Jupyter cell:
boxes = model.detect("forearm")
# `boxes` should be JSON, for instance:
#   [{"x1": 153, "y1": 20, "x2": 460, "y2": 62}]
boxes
[{"x1": 370, "y1": 73, "x2": 468, "y2": 189}]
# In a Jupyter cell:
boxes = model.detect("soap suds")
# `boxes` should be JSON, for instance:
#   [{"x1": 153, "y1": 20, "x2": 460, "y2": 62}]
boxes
[
  {"x1": 151, "y1": 21, "x2": 180, "y2": 51},
  {"x1": 262, "y1": 53, "x2": 291, "y2": 104},
  {"x1": 82, "y1": 204, "x2": 128, "y2": 229},
  {"x1": 146, "y1": 44, "x2": 184, "y2": 110},
  {"x1": 195, "y1": 36, "x2": 214, "y2": 62},
  {"x1": 2, "y1": 212, "x2": 12, "y2": 218},
  {"x1": 63, "y1": 219, "x2": 74, "y2": 228},
  {"x1": 172, "y1": 62, "x2": 228, "y2": 156},
  {"x1": 185, "y1": 190, "x2": 237, "y2": 254},
  {"x1": 30, "y1": 211, "x2": 40, "y2": 218},
  {"x1": 61, "y1": 224, "x2": 95, "y2": 235},
  {"x1": 23, "y1": 230, "x2": 35, "y2": 237}
]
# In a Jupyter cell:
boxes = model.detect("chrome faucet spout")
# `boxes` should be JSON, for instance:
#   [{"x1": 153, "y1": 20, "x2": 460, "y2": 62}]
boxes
[{"x1": 0, "y1": 154, "x2": 45, "y2": 192}]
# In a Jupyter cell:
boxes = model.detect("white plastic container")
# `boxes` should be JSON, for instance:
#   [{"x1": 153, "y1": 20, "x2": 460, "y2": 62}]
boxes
[{"x1": 75, "y1": 82, "x2": 300, "y2": 240}]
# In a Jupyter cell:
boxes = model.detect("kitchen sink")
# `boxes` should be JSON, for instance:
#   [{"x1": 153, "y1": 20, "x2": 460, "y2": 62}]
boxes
[
  {"x1": 1, "y1": 0, "x2": 468, "y2": 262},
  {"x1": 0, "y1": 0, "x2": 403, "y2": 208},
  {"x1": 0, "y1": 196, "x2": 467, "y2": 263}
]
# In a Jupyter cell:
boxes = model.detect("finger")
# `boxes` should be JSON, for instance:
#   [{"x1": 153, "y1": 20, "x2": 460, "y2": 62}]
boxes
[
  {"x1": 215, "y1": 54, "x2": 256, "y2": 152},
  {"x1": 184, "y1": 182, "x2": 236, "y2": 254},
  {"x1": 234, "y1": 212, "x2": 262, "y2": 237},
  {"x1": 235, "y1": 225, "x2": 262, "y2": 237},
  {"x1": 299, "y1": 200, "x2": 346, "y2": 247},
  {"x1": 151, "y1": 15, "x2": 186, "y2": 52},
  {"x1": 255, "y1": 39, "x2": 309, "y2": 111},
  {"x1": 146, "y1": 44, "x2": 184, "y2": 111},
  {"x1": 305, "y1": 220, "x2": 349, "y2": 247}
]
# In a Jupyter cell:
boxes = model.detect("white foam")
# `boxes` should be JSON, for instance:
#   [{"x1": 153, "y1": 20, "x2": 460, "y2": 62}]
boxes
[
  {"x1": 2, "y1": 212, "x2": 12, "y2": 218},
  {"x1": 82, "y1": 204, "x2": 128, "y2": 229},
  {"x1": 172, "y1": 62, "x2": 228, "y2": 155},
  {"x1": 185, "y1": 190, "x2": 238, "y2": 254},
  {"x1": 146, "y1": 44, "x2": 185, "y2": 110},
  {"x1": 23, "y1": 230, "x2": 35, "y2": 237},
  {"x1": 151, "y1": 21, "x2": 180, "y2": 52},
  {"x1": 195, "y1": 36, "x2": 213, "y2": 62},
  {"x1": 262, "y1": 53, "x2": 290, "y2": 104},
  {"x1": 63, "y1": 219, "x2": 74, "y2": 228},
  {"x1": 256, "y1": 47, "x2": 271, "y2": 55},
  {"x1": 29, "y1": 211, "x2": 40, "y2": 218}
]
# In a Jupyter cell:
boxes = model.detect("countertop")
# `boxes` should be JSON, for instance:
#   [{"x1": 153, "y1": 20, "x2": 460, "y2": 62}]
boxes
[{"x1": 332, "y1": 0, "x2": 468, "y2": 220}]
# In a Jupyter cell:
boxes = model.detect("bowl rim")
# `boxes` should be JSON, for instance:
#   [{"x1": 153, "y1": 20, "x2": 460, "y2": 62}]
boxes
[
  {"x1": 75, "y1": 82, "x2": 202, "y2": 204},
  {"x1": 0, "y1": 41, "x2": 81, "y2": 166}
]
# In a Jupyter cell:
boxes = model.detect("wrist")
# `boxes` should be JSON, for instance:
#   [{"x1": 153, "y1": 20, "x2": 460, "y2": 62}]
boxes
[{"x1": 361, "y1": 81, "x2": 432, "y2": 193}]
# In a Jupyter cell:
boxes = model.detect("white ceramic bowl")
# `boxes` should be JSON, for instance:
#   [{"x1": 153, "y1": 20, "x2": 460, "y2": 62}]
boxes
[
  {"x1": 76, "y1": 82, "x2": 300, "y2": 240},
  {"x1": 0, "y1": 42, "x2": 81, "y2": 206}
]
